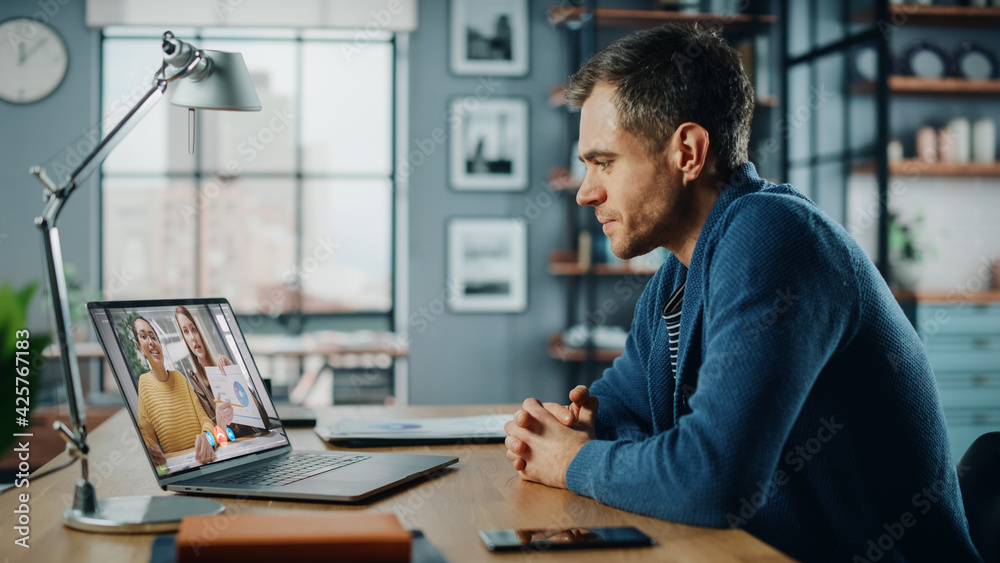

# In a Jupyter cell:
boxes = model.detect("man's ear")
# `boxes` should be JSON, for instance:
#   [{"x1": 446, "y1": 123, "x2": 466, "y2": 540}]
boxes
[{"x1": 670, "y1": 122, "x2": 710, "y2": 184}]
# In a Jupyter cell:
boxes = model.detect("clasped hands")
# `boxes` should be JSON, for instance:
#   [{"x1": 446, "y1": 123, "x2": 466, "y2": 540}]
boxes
[{"x1": 504, "y1": 385, "x2": 599, "y2": 489}]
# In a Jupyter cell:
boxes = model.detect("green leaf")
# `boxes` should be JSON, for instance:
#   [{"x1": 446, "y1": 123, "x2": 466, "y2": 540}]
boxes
[{"x1": 0, "y1": 281, "x2": 51, "y2": 456}]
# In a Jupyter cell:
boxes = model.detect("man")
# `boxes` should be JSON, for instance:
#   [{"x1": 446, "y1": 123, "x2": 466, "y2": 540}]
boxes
[{"x1": 503, "y1": 25, "x2": 980, "y2": 562}]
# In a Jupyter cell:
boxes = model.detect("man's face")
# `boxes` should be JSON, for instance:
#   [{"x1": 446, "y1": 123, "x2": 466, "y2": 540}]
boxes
[{"x1": 576, "y1": 83, "x2": 687, "y2": 260}]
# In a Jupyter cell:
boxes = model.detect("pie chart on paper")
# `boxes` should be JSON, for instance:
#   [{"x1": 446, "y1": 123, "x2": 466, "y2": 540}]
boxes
[{"x1": 232, "y1": 380, "x2": 250, "y2": 407}]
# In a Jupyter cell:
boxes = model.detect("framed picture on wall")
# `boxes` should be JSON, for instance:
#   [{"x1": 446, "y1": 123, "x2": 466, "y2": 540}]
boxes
[
  {"x1": 449, "y1": 0, "x2": 529, "y2": 77},
  {"x1": 447, "y1": 218, "x2": 527, "y2": 313},
  {"x1": 449, "y1": 97, "x2": 529, "y2": 191}
]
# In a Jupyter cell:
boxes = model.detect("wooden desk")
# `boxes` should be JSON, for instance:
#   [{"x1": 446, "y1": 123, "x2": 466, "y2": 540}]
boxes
[{"x1": 1, "y1": 405, "x2": 791, "y2": 562}]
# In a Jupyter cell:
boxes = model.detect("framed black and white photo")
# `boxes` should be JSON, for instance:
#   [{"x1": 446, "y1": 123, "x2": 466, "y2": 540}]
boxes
[
  {"x1": 449, "y1": 97, "x2": 528, "y2": 191},
  {"x1": 447, "y1": 218, "x2": 527, "y2": 313},
  {"x1": 450, "y1": 0, "x2": 529, "y2": 76}
]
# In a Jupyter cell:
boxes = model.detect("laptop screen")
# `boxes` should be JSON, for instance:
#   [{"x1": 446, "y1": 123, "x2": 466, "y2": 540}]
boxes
[{"x1": 89, "y1": 298, "x2": 289, "y2": 479}]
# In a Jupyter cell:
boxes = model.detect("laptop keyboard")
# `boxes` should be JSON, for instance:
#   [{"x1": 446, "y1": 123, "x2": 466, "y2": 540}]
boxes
[{"x1": 208, "y1": 452, "x2": 371, "y2": 487}]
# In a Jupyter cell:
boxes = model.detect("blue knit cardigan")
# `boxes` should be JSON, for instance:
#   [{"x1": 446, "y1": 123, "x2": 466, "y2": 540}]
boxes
[{"x1": 565, "y1": 163, "x2": 981, "y2": 562}]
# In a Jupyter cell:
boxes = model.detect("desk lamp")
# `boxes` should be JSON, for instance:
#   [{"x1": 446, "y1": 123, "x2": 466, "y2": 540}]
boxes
[{"x1": 33, "y1": 31, "x2": 261, "y2": 533}]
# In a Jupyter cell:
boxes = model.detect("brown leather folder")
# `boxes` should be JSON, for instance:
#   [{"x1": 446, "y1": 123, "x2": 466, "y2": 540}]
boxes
[{"x1": 176, "y1": 511, "x2": 412, "y2": 562}]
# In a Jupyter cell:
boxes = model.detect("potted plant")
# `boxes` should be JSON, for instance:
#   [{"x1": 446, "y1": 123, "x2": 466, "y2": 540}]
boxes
[
  {"x1": 888, "y1": 210, "x2": 933, "y2": 291},
  {"x1": 0, "y1": 282, "x2": 52, "y2": 457}
]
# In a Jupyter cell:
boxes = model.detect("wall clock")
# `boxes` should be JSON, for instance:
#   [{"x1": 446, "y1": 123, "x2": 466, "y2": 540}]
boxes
[{"x1": 0, "y1": 18, "x2": 69, "y2": 104}]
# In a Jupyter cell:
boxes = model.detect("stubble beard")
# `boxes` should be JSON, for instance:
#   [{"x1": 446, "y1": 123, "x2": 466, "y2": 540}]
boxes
[
  {"x1": 609, "y1": 227, "x2": 658, "y2": 261},
  {"x1": 608, "y1": 166, "x2": 682, "y2": 261}
]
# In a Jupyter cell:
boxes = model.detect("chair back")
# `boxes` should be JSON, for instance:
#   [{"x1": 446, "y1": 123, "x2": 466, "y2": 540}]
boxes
[{"x1": 958, "y1": 432, "x2": 1000, "y2": 563}]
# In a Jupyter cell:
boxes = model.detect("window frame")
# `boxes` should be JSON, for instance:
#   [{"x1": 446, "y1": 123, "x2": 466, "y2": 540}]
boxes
[{"x1": 96, "y1": 27, "x2": 405, "y2": 400}]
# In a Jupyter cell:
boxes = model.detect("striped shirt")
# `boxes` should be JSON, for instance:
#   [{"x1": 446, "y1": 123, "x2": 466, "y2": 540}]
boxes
[{"x1": 661, "y1": 283, "x2": 685, "y2": 378}]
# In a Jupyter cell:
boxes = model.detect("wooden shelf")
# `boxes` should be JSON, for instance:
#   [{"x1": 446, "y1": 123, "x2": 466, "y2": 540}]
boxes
[
  {"x1": 894, "y1": 289, "x2": 1000, "y2": 305},
  {"x1": 593, "y1": 263, "x2": 658, "y2": 276},
  {"x1": 853, "y1": 76, "x2": 1000, "y2": 97},
  {"x1": 852, "y1": 4, "x2": 1000, "y2": 28},
  {"x1": 549, "y1": 250, "x2": 658, "y2": 276},
  {"x1": 549, "y1": 250, "x2": 588, "y2": 275},
  {"x1": 547, "y1": 7, "x2": 776, "y2": 30},
  {"x1": 549, "y1": 167, "x2": 582, "y2": 191},
  {"x1": 853, "y1": 159, "x2": 1000, "y2": 178},
  {"x1": 548, "y1": 333, "x2": 623, "y2": 363}
]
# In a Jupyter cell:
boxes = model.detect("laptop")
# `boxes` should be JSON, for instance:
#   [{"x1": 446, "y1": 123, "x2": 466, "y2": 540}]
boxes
[{"x1": 88, "y1": 298, "x2": 457, "y2": 502}]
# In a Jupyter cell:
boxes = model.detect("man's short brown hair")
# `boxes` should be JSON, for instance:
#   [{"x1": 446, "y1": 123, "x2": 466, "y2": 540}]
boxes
[{"x1": 565, "y1": 24, "x2": 754, "y2": 173}]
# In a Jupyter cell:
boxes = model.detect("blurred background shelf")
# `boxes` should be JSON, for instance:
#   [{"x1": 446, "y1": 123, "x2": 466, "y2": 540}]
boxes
[
  {"x1": 853, "y1": 159, "x2": 1000, "y2": 177},
  {"x1": 548, "y1": 333, "x2": 623, "y2": 363},
  {"x1": 549, "y1": 250, "x2": 658, "y2": 276},
  {"x1": 853, "y1": 77, "x2": 1000, "y2": 97},
  {"x1": 894, "y1": 289, "x2": 1000, "y2": 305},
  {"x1": 548, "y1": 167, "x2": 583, "y2": 191},
  {"x1": 852, "y1": 4, "x2": 1000, "y2": 28}
]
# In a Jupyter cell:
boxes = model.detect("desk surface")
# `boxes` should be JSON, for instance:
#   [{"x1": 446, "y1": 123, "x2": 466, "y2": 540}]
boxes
[{"x1": 1, "y1": 404, "x2": 791, "y2": 562}]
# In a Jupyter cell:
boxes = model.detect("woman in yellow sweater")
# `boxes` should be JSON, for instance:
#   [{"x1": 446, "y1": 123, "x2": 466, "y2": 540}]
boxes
[{"x1": 133, "y1": 316, "x2": 215, "y2": 466}]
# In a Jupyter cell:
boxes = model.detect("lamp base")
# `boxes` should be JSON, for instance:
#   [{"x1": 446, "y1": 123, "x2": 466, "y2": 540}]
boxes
[{"x1": 63, "y1": 495, "x2": 224, "y2": 534}]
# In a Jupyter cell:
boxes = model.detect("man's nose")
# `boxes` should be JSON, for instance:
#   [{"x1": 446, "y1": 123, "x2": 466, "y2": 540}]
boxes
[{"x1": 576, "y1": 170, "x2": 604, "y2": 207}]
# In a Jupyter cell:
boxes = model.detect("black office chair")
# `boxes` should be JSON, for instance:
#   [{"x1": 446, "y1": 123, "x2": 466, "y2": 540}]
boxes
[{"x1": 958, "y1": 432, "x2": 1000, "y2": 563}]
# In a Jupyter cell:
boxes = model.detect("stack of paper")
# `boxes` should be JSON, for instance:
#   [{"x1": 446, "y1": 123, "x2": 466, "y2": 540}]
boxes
[{"x1": 315, "y1": 414, "x2": 511, "y2": 446}]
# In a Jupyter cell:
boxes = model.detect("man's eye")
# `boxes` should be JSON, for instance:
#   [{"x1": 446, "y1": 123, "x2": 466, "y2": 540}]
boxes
[{"x1": 597, "y1": 161, "x2": 610, "y2": 170}]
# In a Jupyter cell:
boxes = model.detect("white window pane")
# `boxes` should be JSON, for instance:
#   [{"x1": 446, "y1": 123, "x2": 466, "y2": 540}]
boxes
[
  {"x1": 198, "y1": 178, "x2": 297, "y2": 314},
  {"x1": 199, "y1": 40, "x2": 298, "y2": 174},
  {"x1": 301, "y1": 42, "x2": 393, "y2": 175},
  {"x1": 103, "y1": 178, "x2": 197, "y2": 298},
  {"x1": 301, "y1": 179, "x2": 391, "y2": 312},
  {"x1": 102, "y1": 39, "x2": 196, "y2": 174},
  {"x1": 102, "y1": 32, "x2": 396, "y2": 317}
]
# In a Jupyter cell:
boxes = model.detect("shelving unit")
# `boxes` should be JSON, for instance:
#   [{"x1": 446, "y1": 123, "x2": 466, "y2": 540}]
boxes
[
  {"x1": 789, "y1": 0, "x2": 1000, "y2": 461},
  {"x1": 546, "y1": 1, "x2": 779, "y2": 385}
]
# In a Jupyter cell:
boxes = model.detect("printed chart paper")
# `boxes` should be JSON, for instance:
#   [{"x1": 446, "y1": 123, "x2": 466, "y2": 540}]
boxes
[{"x1": 205, "y1": 364, "x2": 265, "y2": 428}]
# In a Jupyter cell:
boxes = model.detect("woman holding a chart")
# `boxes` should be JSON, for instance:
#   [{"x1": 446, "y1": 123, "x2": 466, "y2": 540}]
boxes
[{"x1": 174, "y1": 305, "x2": 270, "y2": 439}]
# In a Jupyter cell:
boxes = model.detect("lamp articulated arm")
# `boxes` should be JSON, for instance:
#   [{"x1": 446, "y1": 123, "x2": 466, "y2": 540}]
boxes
[
  {"x1": 30, "y1": 31, "x2": 217, "y2": 514},
  {"x1": 31, "y1": 31, "x2": 214, "y2": 449},
  {"x1": 28, "y1": 30, "x2": 255, "y2": 531}
]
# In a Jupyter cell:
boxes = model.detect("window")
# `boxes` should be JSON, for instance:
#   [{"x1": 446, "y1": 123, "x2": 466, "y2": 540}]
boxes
[{"x1": 100, "y1": 28, "x2": 395, "y2": 318}]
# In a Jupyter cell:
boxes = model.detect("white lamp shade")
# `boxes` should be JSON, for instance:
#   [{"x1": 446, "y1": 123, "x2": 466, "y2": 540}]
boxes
[{"x1": 169, "y1": 50, "x2": 261, "y2": 111}]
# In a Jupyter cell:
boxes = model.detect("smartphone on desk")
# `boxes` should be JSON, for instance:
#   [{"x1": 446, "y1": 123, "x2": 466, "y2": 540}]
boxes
[{"x1": 479, "y1": 526, "x2": 655, "y2": 552}]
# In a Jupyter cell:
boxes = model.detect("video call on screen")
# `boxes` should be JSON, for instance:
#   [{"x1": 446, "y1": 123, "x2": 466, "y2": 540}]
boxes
[{"x1": 92, "y1": 302, "x2": 287, "y2": 477}]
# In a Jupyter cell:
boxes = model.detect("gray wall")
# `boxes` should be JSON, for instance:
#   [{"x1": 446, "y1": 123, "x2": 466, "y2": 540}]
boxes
[
  {"x1": 405, "y1": 1, "x2": 575, "y2": 405},
  {"x1": 0, "y1": 0, "x2": 618, "y2": 406},
  {"x1": 0, "y1": 1, "x2": 100, "y2": 330}
]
